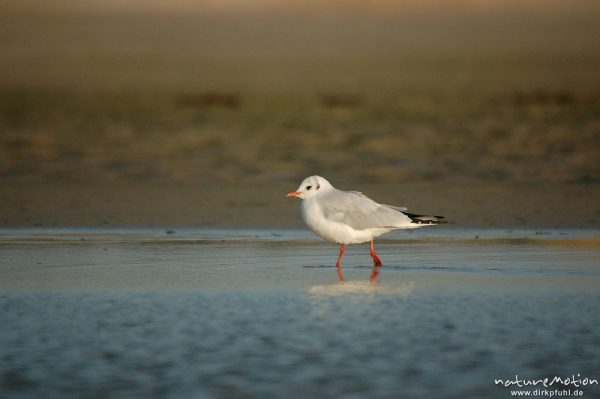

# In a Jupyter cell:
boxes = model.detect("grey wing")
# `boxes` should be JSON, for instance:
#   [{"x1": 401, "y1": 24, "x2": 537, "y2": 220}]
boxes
[{"x1": 319, "y1": 190, "x2": 413, "y2": 230}]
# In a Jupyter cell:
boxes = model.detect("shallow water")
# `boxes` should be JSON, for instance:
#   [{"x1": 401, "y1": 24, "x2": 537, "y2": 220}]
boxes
[{"x1": 1, "y1": 228, "x2": 599, "y2": 398}]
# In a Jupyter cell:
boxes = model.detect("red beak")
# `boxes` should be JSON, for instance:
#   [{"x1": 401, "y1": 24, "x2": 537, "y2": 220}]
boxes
[{"x1": 286, "y1": 191, "x2": 301, "y2": 198}]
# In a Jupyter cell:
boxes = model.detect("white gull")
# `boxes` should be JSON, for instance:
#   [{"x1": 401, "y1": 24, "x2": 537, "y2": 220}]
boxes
[{"x1": 286, "y1": 175, "x2": 445, "y2": 283}]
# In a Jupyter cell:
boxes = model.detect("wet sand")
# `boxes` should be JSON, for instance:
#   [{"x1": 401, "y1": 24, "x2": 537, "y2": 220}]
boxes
[
  {"x1": 1, "y1": 180, "x2": 599, "y2": 229},
  {"x1": 1, "y1": 6, "x2": 599, "y2": 232},
  {"x1": 1, "y1": 228, "x2": 599, "y2": 398},
  {"x1": 1, "y1": 7, "x2": 600, "y2": 190}
]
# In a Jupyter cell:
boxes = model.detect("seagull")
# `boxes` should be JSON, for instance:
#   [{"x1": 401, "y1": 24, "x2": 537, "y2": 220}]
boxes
[{"x1": 286, "y1": 175, "x2": 445, "y2": 283}]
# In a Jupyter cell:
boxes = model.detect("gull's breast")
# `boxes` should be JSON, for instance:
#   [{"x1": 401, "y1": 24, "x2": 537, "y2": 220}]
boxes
[{"x1": 300, "y1": 199, "x2": 377, "y2": 244}]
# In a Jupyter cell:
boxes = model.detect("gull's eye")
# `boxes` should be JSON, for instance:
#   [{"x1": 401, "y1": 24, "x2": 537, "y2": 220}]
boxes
[{"x1": 306, "y1": 185, "x2": 312, "y2": 190}]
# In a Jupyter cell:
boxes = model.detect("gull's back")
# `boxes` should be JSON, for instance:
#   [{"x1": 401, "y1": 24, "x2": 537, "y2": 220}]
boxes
[{"x1": 316, "y1": 188, "x2": 415, "y2": 231}]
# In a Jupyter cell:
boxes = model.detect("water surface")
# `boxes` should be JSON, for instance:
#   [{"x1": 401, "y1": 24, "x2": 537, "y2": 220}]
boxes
[{"x1": 1, "y1": 228, "x2": 599, "y2": 398}]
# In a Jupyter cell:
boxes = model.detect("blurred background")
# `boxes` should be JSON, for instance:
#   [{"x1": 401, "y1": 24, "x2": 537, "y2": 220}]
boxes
[{"x1": 1, "y1": 0, "x2": 599, "y2": 227}]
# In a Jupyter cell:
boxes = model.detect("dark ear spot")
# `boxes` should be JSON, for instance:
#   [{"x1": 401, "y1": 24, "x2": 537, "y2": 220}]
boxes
[{"x1": 317, "y1": 184, "x2": 321, "y2": 190}]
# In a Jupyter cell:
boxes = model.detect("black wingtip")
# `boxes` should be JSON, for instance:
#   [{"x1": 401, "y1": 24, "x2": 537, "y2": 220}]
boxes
[{"x1": 403, "y1": 212, "x2": 446, "y2": 225}]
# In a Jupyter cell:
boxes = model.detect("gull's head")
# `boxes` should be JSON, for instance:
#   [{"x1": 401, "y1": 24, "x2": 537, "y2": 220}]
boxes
[{"x1": 286, "y1": 175, "x2": 332, "y2": 199}]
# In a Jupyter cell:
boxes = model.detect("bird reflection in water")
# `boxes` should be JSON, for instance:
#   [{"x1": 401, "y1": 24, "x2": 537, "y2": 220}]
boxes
[
  {"x1": 334, "y1": 263, "x2": 381, "y2": 286},
  {"x1": 370, "y1": 265, "x2": 381, "y2": 285},
  {"x1": 308, "y1": 280, "x2": 415, "y2": 296}
]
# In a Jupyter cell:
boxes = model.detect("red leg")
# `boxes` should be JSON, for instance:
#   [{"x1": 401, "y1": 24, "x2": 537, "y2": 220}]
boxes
[
  {"x1": 370, "y1": 240, "x2": 382, "y2": 266},
  {"x1": 336, "y1": 244, "x2": 345, "y2": 284}
]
